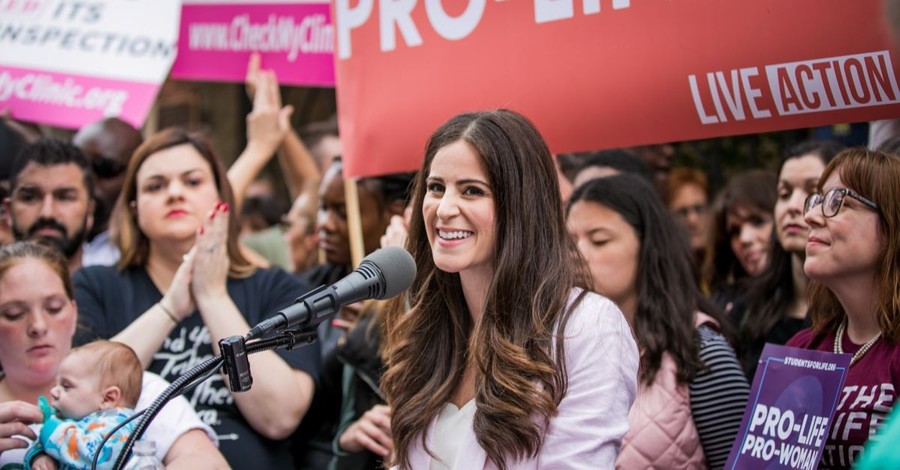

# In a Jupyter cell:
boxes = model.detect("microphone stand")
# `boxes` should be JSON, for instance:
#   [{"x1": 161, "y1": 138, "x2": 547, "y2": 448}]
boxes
[{"x1": 104, "y1": 329, "x2": 318, "y2": 470}]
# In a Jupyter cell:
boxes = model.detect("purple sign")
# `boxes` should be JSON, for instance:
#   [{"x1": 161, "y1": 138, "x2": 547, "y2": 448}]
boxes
[
  {"x1": 171, "y1": 2, "x2": 335, "y2": 87},
  {"x1": 725, "y1": 344, "x2": 852, "y2": 470}
]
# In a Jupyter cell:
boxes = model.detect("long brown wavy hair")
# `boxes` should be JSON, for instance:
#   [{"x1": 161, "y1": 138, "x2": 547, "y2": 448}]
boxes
[
  {"x1": 808, "y1": 148, "x2": 900, "y2": 342},
  {"x1": 115, "y1": 128, "x2": 252, "y2": 277},
  {"x1": 381, "y1": 110, "x2": 590, "y2": 469}
]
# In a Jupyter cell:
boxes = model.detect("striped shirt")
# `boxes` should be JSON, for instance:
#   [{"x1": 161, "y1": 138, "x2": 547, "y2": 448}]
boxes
[{"x1": 689, "y1": 325, "x2": 751, "y2": 469}]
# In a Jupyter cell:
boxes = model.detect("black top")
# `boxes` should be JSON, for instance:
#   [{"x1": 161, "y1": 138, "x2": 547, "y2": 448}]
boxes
[
  {"x1": 332, "y1": 312, "x2": 386, "y2": 470},
  {"x1": 292, "y1": 263, "x2": 350, "y2": 469},
  {"x1": 728, "y1": 300, "x2": 811, "y2": 379},
  {"x1": 689, "y1": 325, "x2": 751, "y2": 470},
  {"x1": 74, "y1": 265, "x2": 320, "y2": 469}
]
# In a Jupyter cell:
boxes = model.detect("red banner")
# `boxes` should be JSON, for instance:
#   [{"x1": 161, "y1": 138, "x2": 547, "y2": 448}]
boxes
[{"x1": 334, "y1": 0, "x2": 900, "y2": 178}]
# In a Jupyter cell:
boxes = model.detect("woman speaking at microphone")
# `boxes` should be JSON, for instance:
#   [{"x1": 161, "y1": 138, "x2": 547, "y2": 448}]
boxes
[
  {"x1": 382, "y1": 109, "x2": 638, "y2": 469},
  {"x1": 73, "y1": 128, "x2": 320, "y2": 469}
]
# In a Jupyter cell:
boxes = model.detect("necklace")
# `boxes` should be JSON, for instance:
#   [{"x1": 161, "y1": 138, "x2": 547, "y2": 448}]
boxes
[{"x1": 834, "y1": 321, "x2": 882, "y2": 366}]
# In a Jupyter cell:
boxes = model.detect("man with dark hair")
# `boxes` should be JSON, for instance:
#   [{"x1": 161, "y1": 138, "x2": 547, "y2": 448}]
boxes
[
  {"x1": 3, "y1": 138, "x2": 95, "y2": 273},
  {"x1": 72, "y1": 117, "x2": 143, "y2": 266}
]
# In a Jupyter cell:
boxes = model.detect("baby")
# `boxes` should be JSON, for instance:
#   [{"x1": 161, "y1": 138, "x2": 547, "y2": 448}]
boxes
[{"x1": 25, "y1": 340, "x2": 143, "y2": 470}]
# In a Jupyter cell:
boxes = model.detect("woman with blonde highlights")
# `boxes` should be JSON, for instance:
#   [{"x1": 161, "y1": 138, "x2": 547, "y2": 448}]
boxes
[
  {"x1": 787, "y1": 148, "x2": 900, "y2": 469},
  {"x1": 382, "y1": 110, "x2": 638, "y2": 469}
]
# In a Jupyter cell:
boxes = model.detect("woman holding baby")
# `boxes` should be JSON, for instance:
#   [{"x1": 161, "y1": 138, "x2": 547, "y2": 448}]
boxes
[{"x1": 0, "y1": 241, "x2": 228, "y2": 468}]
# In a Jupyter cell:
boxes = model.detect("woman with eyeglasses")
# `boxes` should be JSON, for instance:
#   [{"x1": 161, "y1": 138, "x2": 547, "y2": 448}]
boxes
[
  {"x1": 786, "y1": 148, "x2": 900, "y2": 470},
  {"x1": 731, "y1": 141, "x2": 844, "y2": 378},
  {"x1": 665, "y1": 167, "x2": 711, "y2": 283}
]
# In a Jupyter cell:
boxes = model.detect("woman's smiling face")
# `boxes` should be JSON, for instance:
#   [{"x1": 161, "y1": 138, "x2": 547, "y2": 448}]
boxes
[{"x1": 422, "y1": 140, "x2": 497, "y2": 283}]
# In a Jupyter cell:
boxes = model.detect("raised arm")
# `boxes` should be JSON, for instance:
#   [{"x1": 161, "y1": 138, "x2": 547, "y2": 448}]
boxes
[
  {"x1": 227, "y1": 65, "x2": 292, "y2": 210},
  {"x1": 277, "y1": 128, "x2": 321, "y2": 203},
  {"x1": 230, "y1": 53, "x2": 321, "y2": 211}
]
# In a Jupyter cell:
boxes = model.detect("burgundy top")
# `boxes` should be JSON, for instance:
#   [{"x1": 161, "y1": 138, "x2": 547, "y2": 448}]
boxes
[{"x1": 787, "y1": 327, "x2": 900, "y2": 469}]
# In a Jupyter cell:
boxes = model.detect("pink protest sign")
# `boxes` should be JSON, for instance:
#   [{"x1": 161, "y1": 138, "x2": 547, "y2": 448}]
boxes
[
  {"x1": 0, "y1": 66, "x2": 160, "y2": 130},
  {"x1": 171, "y1": 1, "x2": 334, "y2": 87},
  {"x1": 0, "y1": 0, "x2": 180, "y2": 129}
]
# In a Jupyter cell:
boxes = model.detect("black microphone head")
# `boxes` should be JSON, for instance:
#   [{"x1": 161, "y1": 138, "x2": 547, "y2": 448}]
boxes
[{"x1": 361, "y1": 246, "x2": 417, "y2": 299}]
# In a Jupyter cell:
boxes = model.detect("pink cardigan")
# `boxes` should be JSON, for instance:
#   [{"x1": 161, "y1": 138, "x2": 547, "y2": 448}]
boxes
[
  {"x1": 395, "y1": 291, "x2": 639, "y2": 469},
  {"x1": 615, "y1": 312, "x2": 717, "y2": 469}
]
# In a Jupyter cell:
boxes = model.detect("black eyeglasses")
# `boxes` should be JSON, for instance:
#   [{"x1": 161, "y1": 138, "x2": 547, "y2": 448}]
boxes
[
  {"x1": 91, "y1": 157, "x2": 127, "y2": 179},
  {"x1": 804, "y1": 188, "x2": 879, "y2": 218}
]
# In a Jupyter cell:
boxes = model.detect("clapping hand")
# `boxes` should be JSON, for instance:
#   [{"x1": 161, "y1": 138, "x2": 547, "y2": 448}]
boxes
[
  {"x1": 161, "y1": 245, "x2": 198, "y2": 322},
  {"x1": 191, "y1": 201, "x2": 231, "y2": 302}
]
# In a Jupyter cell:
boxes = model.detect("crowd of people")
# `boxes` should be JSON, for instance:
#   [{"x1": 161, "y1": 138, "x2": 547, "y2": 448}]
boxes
[{"x1": 0, "y1": 60, "x2": 898, "y2": 470}]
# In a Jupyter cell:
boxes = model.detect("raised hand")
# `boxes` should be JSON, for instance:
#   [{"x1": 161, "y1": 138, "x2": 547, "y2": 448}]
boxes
[
  {"x1": 380, "y1": 213, "x2": 410, "y2": 249},
  {"x1": 161, "y1": 245, "x2": 198, "y2": 321},
  {"x1": 246, "y1": 69, "x2": 293, "y2": 154},
  {"x1": 191, "y1": 201, "x2": 231, "y2": 302},
  {"x1": 245, "y1": 52, "x2": 262, "y2": 99}
]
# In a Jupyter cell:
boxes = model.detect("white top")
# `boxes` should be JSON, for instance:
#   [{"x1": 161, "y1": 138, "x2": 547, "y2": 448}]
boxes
[
  {"x1": 394, "y1": 289, "x2": 640, "y2": 470},
  {"x1": 0, "y1": 372, "x2": 216, "y2": 467},
  {"x1": 135, "y1": 371, "x2": 219, "y2": 458},
  {"x1": 429, "y1": 400, "x2": 477, "y2": 470},
  {"x1": 81, "y1": 230, "x2": 121, "y2": 268}
]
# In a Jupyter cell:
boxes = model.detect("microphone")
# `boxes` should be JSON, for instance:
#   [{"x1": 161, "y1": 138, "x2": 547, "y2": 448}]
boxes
[{"x1": 247, "y1": 246, "x2": 416, "y2": 339}]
